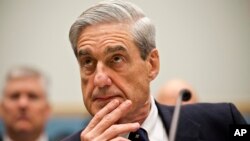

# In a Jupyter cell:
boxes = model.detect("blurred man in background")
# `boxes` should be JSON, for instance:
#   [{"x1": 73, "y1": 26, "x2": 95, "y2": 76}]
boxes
[
  {"x1": 157, "y1": 79, "x2": 198, "y2": 105},
  {"x1": 0, "y1": 66, "x2": 51, "y2": 141}
]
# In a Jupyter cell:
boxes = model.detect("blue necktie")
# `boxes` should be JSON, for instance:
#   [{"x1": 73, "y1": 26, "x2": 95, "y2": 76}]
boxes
[{"x1": 128, "y1": 128, "x2": 149, "y2": 141}]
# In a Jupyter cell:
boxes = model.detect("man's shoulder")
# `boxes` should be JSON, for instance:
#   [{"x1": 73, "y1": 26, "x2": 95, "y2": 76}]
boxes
[
  {"x1": 185, "y1": 103, "x2": 246, "y2": 124},
  {"x1": 182, "y1": 103, "x2": 241, "y2": 118},
  {"x1": 156, "y1": 102, "x2": 246, "y2": 141},
  {"x1": 182, "y1": 102, "x2": 235, "y2": 113},
  {"x1": 157, "y1": 102, "x2": 246, "y2": 124},
  {"x1": 158, "y1": 102, "x2": 236, "y2": 113},
  {"x1": 60, "y1": 130, "x2": 82, "y2": 141}
]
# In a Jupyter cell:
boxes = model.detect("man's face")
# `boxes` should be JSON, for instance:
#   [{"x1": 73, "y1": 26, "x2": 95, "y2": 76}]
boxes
[
  {"x1": 76, "y1": 23, "x2": 159, "y2": 117},
  {"x1": 0, "y1": 77, "x2": 50, "y2": 133}
]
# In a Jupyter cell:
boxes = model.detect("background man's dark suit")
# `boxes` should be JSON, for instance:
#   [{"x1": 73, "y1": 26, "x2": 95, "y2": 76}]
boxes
[{"x1": 62, "y1": 102, "x2": 246, "y2": 141}]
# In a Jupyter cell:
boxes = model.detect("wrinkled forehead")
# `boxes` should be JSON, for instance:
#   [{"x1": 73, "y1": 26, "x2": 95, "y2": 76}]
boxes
[
  {"x1": 78, "y1": 23, "x2": 132, "y2": 43},
  {"x1": 79, "y1": 22, "x2": 132, "y2": 38},
  {"x1": 76, "y1": 23, "x2": 136, "y2": 52}
]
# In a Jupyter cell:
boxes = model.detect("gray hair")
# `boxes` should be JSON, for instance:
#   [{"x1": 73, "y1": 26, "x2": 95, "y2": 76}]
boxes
[
  {"x1": 69, "y1": 0, "x2": 156, "y2": 60},
  {"x1": 3, "y1": 66, "x2": 49, "y2": 97}
]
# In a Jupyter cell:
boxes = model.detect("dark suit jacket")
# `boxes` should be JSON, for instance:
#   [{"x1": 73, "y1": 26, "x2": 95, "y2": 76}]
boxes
[{"x1": 61, "y1": 102, "x2": 246, "y2": 141}]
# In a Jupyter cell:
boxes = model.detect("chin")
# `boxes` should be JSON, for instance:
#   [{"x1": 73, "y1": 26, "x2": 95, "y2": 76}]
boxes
[
  {"x1": 90, "y1": 104, "x2": 105, "y2": 116},
  {"x1": 15, "y1": 123, "x2": 33, "y2": 132},
  {"x1": 15, "y1": 128, "x2": 33, "y2": 133}
]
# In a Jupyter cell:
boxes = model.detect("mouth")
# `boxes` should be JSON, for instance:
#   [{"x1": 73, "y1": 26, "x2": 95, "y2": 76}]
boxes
[
  {"x1": 93, "y1": 95, "x2": 124, "y2": 109},
  {"x1": 17, "y1": 114, "x2": 29, "y2": 121},
  {"x1": 94, "y1": 95, "x2": 121, "y2": 101}
]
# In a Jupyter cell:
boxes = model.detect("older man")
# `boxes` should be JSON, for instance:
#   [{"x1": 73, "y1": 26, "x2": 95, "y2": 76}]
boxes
[
  {"x1": 0, "y1": 67, "x2": 51, "y2": 141},
  {"x1": 63, "y1": 0, "x2": 246, "y2": 141}
]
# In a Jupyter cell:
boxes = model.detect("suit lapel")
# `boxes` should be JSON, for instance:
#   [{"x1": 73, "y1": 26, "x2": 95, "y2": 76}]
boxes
[{"x1": 155, "y1": 101, "x2": 201, "y2": 141}]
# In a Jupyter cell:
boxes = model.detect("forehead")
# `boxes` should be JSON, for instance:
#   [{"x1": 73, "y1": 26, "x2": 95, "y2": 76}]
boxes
[
  {"x1": 4, "y1": 77, "x2": 45, "y2": 93},
  {"x1": 77, "y1": 23, "x2": 134, "y2": 48},
  {"x1": 81, "y1": 22, "x2": 131, "y2": 36}
]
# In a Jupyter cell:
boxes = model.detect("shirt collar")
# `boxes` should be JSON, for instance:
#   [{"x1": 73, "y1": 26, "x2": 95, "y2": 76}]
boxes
[
  {"x1": 141, "y1": 96, "x2": 169, "y2": 141},
  {"x1": 123, "y1": 96, "x2": 168, "y2": 140},
  {"x1": 141, "y1": 95, "x2": 158, "y2": 132}
]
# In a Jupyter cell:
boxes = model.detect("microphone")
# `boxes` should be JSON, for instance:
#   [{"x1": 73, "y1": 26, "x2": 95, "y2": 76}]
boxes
[{"x1": 169, "y1": 89, "x2": 191, "y2": 141}]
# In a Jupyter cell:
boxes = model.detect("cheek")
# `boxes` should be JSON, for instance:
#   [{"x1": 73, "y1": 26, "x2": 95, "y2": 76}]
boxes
[
  {"x1": 2, "y1": 102, "x2": 16, "y2": 115},
  {"x1": 81, "y1": 75, "x2": 89, "y2": 93},
  {"x1": 81, "y1": 76, "x2": 95, "y2": 113},
  {"x1": 81, "y1": 75, "x2": 91, "y2": 99},
  {"x1": 31, "y1": 105, "x2": 49, "y2": 122},
  {"x1": 124, "y1": 65, "x2": 150, "y2": 102},
  {"x1": 32, "y1": 104, "x2": 47, "y2": 114},
  {"x1": 121, "y1": 79, "x2": 147, "y2": 101},
  {"x1": 1, "y1": 105, "x2": 14, "y2": 121},
  {"x1": 126, "y1": 64, "x2": 150, "y2": 91}
]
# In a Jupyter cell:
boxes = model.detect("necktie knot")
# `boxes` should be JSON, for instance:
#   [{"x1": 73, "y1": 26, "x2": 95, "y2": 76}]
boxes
[{"x1": 128, "y1": 128, "x2": 149, "y2": 141}]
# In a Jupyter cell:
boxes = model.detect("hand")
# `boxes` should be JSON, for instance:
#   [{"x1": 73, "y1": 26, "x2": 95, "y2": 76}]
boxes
[{"x1": 80, "y1": 99, "x2": 140, "y2": 141}]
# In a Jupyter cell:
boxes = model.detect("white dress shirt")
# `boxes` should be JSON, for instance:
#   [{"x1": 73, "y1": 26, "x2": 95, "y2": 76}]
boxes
[{"x1": 141, "y1": 95, "x2": 168, "y2": 141}]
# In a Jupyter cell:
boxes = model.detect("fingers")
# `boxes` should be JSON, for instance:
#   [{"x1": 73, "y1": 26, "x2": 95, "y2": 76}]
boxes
[
  {"x1": 82, "y1": 99, "x2": 120, "y2": 134},
  {"x1": 81, "y1": 99, "x2": 140, "y2": 141},
  {"x1": 110, "y1": 136, "x2": 131, "y2": 141},
  {"x1": 82, "y1": 123, "x2": 139, "y2": 141},
  {"x1": 98, "y1": 123, "x2": 140, "y2": 140},
  {"x1": 92, "y1": 100, "x2": 133, "y2": 133}
]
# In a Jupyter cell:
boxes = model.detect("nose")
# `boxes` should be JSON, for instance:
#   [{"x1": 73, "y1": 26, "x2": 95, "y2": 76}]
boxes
[
  {"x1": 18, "y1": 95, "x2": 29, "y2": 108},
  {"x1": 94, "y1": 63, "x2": 112, "y2": 88}
]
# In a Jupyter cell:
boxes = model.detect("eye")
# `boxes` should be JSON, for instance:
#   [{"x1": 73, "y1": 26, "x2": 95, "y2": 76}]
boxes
[
  {"x1": 81, "y1": 57, "x2": 95, "y2": 68},
  {"x1": 28, "y1": 92, "x2": 39, "y2": 100},
  {"x1": 111, "y1": 55, "x2": 124, "y2": 64},
  {"x1": 80, "y1": 57, "x2": 96, "y2": 74},
  {"x1": 9, "y1": 92, "x2": 20, "y2": 100},
  {"x1": 109, "y1": 55, "x2": 126, "y2": 69}
]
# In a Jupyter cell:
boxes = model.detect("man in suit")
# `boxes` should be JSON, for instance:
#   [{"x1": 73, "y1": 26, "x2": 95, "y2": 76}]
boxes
[
  {"x1": 63, "y1": 0, "x2": 246, "y2": 140},
  {"x1": 0, "y1": 66, "x2": 51, "y2": 141}
]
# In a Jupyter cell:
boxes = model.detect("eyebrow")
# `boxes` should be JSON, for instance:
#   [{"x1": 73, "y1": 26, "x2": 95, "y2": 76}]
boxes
[
  {"x1": 104, "y1": 45, "x2": 127, "y2": 55},
  {"x1": 77, "y1": 48, "x2": 92, "y2": 57},
  {"x1": 77, "y1": 45, "x2": 128, "y2": 58}
]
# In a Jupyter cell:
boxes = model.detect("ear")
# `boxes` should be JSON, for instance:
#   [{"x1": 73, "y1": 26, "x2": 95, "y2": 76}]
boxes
[{"x1": 146, "y1": 48, "x2": 160, "y2": 81}]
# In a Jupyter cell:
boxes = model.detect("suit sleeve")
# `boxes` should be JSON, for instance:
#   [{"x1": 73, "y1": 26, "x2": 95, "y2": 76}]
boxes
[{"x1": 228, "y1": 103, "x2": 247, "y2": 124}]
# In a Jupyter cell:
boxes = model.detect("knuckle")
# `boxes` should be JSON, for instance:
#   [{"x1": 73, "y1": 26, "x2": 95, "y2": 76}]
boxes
[
  {"x1": 110, "y1": 125, "x2": 118, "y2": 132},
  {"x1": 116, "y1": 107, "x2": 123, "y2": 114},
  {"x1": 104, "y1": 103, "x2": 116, "y2": 113},
  {"x1": 81, "y1": 133, "x2": 92, "y2": 141},
  {"x1": 107, "y1": 125, "x2": 120, "y2": 135},
  {"x1": 94, "y1": 112, "x2": 103, "y2": 121},
  {"x1": 104, "y1": 114, "x2": 113, "y2": 121},
  {"x1": 105, "y1": 105, "x2": 113, "y2": 112}
]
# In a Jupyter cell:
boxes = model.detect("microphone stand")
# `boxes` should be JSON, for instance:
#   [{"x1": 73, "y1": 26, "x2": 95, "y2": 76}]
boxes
[{"x1": 169, "y1": 89, "x2": 191, "y2": 141}]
